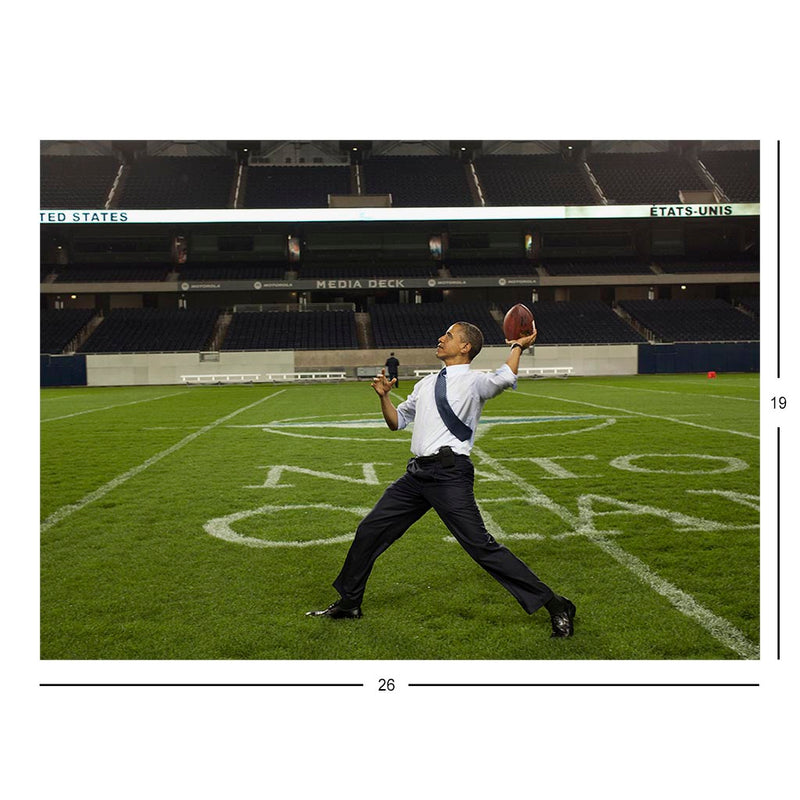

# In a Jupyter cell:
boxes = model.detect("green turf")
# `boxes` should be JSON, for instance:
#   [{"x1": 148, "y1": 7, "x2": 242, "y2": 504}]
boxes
[{"x1": 40, "y1": 373, "x2": 760, "y2": 660}]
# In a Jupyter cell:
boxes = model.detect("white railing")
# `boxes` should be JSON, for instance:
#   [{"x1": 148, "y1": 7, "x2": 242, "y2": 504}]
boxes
[{"x1": 180, "y1": 371, "x2": 346, "y2": 384}]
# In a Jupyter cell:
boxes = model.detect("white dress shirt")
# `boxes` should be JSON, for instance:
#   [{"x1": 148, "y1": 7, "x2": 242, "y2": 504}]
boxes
[{"x1": 396, "y1": 363, "x2": 517, "y2": 457}]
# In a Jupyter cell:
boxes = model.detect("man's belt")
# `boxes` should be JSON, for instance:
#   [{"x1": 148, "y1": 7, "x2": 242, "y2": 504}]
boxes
[{"x1": 413, "y1": 446, "x2": 458, "y2": 467}]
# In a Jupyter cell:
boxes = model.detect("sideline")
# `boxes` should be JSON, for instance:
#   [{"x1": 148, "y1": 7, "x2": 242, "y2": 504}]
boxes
[{"x1": 40, "y1": 390, "x2": 286, "y2": 533}]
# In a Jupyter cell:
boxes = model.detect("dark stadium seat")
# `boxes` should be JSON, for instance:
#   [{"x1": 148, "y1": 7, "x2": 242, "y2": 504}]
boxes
[
  {"x1": 698, "y1": 149, "x2": 759, "y2": 202},
  {"x1": 53, "y1": 263, "x2": 171, "y2": 282},
  {"x1": 41, "y1": 309, "x2": 98, "y2": 354},
  {"x1": 542, "y1": 258, "x2": 653, "y2": 276},
  {"x1": 116, "y1": 156, "x2": 237, "y2": 209},
  {"x1": 447, "y1": 259, "x2": 535, "y2": 277},
  {"x1": 221, "y1": 310, "x2": 359, "y2": 351},
  {"x1": 618, "y1": 299, "x2": 759, "y2": 342},
  {"x1": 178, "y1": 262, "x2": 287, "y2": 281},
  {"x1": 654, "y1": 256, "x2": 759, "y2": 274},
  {"x1": 243, "y1": 165, "x2": 352, "y2": 208},
  {"x1": 370, "y1": 303, "x2": 505, "y2": 349},
  {"x1": 527, "y1": 301, "x2": 646, "y2": 344},
  {"x1": 474, "y1": 153, "x2": 598, "y2": 206},
  {"x1": 361, "y1": 156, "x2": 474, "y2": 207},
  {"x1": 78, "y1": 308, "x2": 219, "y2": 353},
  {"x1": 586, "y1": 152, "x2": 708, "y2": 204},
  {"x1": 41, "y1": 155, "x2": 121, "y2": 209}
]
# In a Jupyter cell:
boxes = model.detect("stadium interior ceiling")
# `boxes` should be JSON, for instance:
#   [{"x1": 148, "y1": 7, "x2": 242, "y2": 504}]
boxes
[{"x1": 40, "y1": 139, "x2": 760, "y2": 162}]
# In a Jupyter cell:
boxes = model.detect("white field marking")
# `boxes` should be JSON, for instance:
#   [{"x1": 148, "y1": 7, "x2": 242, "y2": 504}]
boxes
[
  {"x1": 40, "y1": 389, "x2": 286, "y2": 533},
  {"x1": 476, "y1": 500, "x2": 545, "y2": 541},
  {"x1": 485, "y1": 416, "x2": 619, "y2": 440},
  {"x1": 568, "y1": 382, "x2": 759, "y2": 404},
  {"x1": 609, "y1": 453, "x2": 749, "y2": 475},
  {"x1": 590, "y1": 534, "x2": 759, "y2": 660},
  {"x1": 687, "y1": 489, "x2": 760, "y2": 511},
  {"x1": 245, "y1": 462, "x2": 390, "y2": 489},
  {"x1": 41, "y1": 390, "x2": 189, "y2": 422},
  {"x1": 204, "y1": 503, "x2": 370, "y2": 548},
  {"x1": 514, "y1": 389, "x2": 759, "y2": 440},
  {"x1": 470, "y1": 445, "x2": 759, "y2": 659}
]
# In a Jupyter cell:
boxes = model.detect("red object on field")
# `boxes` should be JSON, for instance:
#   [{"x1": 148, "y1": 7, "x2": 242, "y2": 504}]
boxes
[
  {"x1": 503, "y1": 303, "x2": 535, "y2": 340},
  {"x1": 707, "y1": 371, "x2": 717, "y2": 378}
]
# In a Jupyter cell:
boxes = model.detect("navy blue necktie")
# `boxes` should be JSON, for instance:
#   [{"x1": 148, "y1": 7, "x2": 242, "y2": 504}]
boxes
[{"x1": 434, "y1": 368, "x2": 473, "y2": 442}]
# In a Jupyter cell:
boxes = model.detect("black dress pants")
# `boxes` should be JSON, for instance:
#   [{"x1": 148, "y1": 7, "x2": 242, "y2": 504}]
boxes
[{"x1": 333, "y1": 455, "x2": 555, "y2": 613}]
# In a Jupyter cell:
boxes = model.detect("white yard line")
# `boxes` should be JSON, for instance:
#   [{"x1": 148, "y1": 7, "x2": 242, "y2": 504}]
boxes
[
  {"x1": 514, "y1": 389, "x2": 758, "y2": 440},
  {"x1": 566, "y1": 383, "x2": 758, "y2": 404},
  {"x1": 472, "y1": 445, "x2": 759, "y2": 660},
  {"x1": 40, "y1": 390, "x2": 286, "y2": 533},
  {"x1": 41, "y1": 390, "x2": 190, "y2": 422}
]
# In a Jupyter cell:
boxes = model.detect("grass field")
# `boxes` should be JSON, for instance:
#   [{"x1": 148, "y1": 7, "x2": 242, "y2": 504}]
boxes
[{"x1": 40, "y1": 372, "x2": 760, "y2": 660}]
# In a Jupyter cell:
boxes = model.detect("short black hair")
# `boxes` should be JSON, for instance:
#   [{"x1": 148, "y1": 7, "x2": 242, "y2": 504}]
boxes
[{"x1": 454, "y1": 321, "x2": 483, "y2": 361}]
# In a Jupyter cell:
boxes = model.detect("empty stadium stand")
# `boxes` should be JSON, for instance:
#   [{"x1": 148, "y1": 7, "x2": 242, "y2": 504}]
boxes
[
  {"x1": 243, "y1": 165, "x2": 352, "y2": 208},
  {"x1": 115, "y1": 156, "x2": 237, "y2": 209},
  {"x1": 361, "y1": 155, "x2": 474, "y2": 207},
  {"x1": 654, "y1": 256, "x2": 759, "y2": 274},
  {"x1": 41, "y1": 308, "x2": 98, "y2": 354},
  {"x1": 41, "y1": 155, "x2": 121, "y2": 209},
  {"x1": 542, "y1": 258, "x2": 654, "y2": 276},
  {"x1": 586, "y1": 152, "x2": 708, "y2": 204},
  {"x1": 618, "y1": 299, "x2": 759, "y2": 342},
  {"x1": 53, "y1": 263, "x2": 171, "y2": 282},
  {"x1": 474, "y1": 153, "x2": 598, "y2": 206},
  {"x1": 178, "y1": 262, "x2": 287, "y2": 281},
  {"x1": 221, "y1": 309, "x2": 359, "y2": 351},
  {"x1": 528, "y1": 301, "x2": 646, "y2": 344},
  {"x1": 698, "y1": 149, "x2": 759, "y2": 202},
  {"x1": 447, "y1": 259, "x2": 536, "y2": 276},
  {"x1": 78, "y1": 308, "x2": 219, "y2": 353},
  {"x1": 370, "y1": 302, "x2": 505, "y2": 349}
]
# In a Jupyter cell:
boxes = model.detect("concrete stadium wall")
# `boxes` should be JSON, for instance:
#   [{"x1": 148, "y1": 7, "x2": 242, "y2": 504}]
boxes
[{"x1": 82, "y1": 345, "x2": 639, "y2": 386}]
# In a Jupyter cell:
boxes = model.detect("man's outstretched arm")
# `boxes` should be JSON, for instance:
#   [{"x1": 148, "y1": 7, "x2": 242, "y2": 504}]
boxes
[{"x1": 372, "y1": 369, "x2": 399, "y2": 430}]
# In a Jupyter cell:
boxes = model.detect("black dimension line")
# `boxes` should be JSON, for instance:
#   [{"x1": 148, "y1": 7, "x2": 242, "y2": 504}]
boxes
[
  {"x1": 778, "y1": 426, "x2": 781, "y2": 660},
  {"x1": 408, "y1": 683, "x2": 759, "y2": 688},
  {"x1": 777, "y1": 139, "x2": 781, "y2": 379},
  {"x1": 40, "y1": 683, "x2": 365, "y2": 688}
]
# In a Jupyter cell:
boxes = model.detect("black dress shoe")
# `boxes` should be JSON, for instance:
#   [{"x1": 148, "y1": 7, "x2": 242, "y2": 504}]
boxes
[
  {"x1": 306, "y1": 601, "x2": 363, "y2": 619},
  {"x1": 549, "y1": 598, "x2": 576, "y2": 638}
]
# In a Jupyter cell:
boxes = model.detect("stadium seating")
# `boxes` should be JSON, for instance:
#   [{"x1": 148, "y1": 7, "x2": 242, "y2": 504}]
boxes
[
  {"x1": 221, "y1": 310, "x2": 359, "y2": 351},
  {"x1": 41, "y1": 155, "x2": 121, "y2": 209},
  {"x1": 370, "y1": 303, "x2": 505, "y2": 349},
  {"x1": 542, "y1": 258, "x2": 653, "y2": 276},
  {"x1": 116, "y1": 156, "x2": 237, "y2": 209},
  {"x1": 738, "y1": 296, "x2": 759, "y2": 316},
  {"x1": 698, "y1": 149, "x2": 759, "y2": 202},
  {"x1": 361, "y1": 156, "x2": 474, "y2": 207},
  {"x1": 178, "y1": 262, "x2": 287, "y2": 281},
  {"x1": 78, "y1": 308, "x2": 219, "y2": 353},
  {"x1": 53, "y1": 263, "x2": 171, "y2": 282},
  {"x1": 447, "y1": 259, "x2": 535, "y2": 276},
  {"x1": 41, "y1": 308, "x2": 98, "y2": 354},
  {"x1": 655, "y1": 256, "x2": 759, "y2": 274},
  {"x1": 244, "y1": 165, "x2": 352, "y2": 208},
  {"x1": 618, "y1": 299, "x2": 759, "y2": 342},
  {"x1": 586, "y1": 152, "x2": 708, "y2": 204},
  {"x1": 474, "y1": 153, "x2": 598, "y2": 206},
  {"x1": 528, "y1": 301, "x2": 646, "y2": 344}
]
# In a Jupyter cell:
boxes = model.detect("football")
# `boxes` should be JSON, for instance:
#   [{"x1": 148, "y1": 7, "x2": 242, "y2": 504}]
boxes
[{"x1": 503, "y1": 303, "x2": 535, "y2": 340}]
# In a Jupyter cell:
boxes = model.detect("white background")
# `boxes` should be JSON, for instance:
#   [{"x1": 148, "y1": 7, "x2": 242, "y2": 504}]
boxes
[{"x1": 9, "y1": 3, "x2": 797, "y2": 797}]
